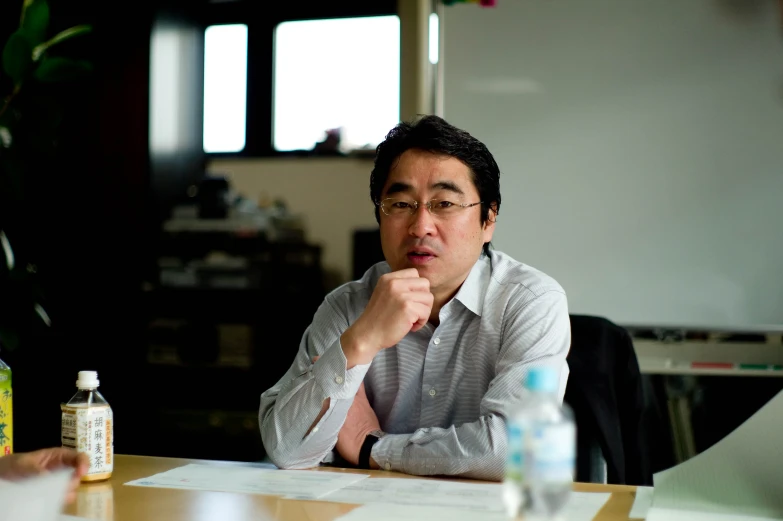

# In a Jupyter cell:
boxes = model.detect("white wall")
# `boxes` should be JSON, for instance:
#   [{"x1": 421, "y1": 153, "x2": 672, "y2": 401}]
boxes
[
  {"x1": 443, "y1": 0, "x2": 783, "y2": 329},
  {"x1": 208, "y1": 158, "x2": 379, "y2": 286}
]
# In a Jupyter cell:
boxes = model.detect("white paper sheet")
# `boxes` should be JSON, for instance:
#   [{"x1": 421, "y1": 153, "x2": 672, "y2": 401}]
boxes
[
  {"x1": 124, "y1": 463, "x2": 369, "y2": 499},
  {"x1": 313, "y1": 477, "x2": 506, "y2": 512},
  {"x1": 316, "y1": 477, "x2": 609, "y2": 521},
  {"x1": 334, "y1": 504, "x2": 506, "y2": 521},
  {"x1": 0, "y1": 469, "x2": 72, "y2": 521},
  {"x1": 334, "y1": 492, "x2": 611, "y2": 521},
  {"x1": 630, "y1": 486, "x2": 654, "y2": 519},
  {"x1": 647, "y1": 507, "x2": 781, "y2": 521},
  {"x1": 559, "y1": 492, "x2": 612, "y2": 521},
  {"x1": 652, "y1": 390, "x2": 783, "y2": 519}
]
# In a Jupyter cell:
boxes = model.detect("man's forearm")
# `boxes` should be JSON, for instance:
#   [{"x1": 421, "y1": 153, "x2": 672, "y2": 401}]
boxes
[
  {"x1": 260, "y1": 339, "x2": 369, "y2": 469},
  {"x1": 371, "y1": 414, "x2": 508, "y2": 481},
  {"x1": 340, "y1": 325, "x2": 380, "y2": 368}
]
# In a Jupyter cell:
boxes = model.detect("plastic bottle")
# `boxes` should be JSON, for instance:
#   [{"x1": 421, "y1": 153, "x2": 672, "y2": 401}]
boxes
[
  {"x1": 503, "y1": 402, "x2": 527, "y2": 517},
  {"x1": 0, "y1": 356, "x2": 12, "y2": 456},
  {"x1": 522, "y1": 365, "x2": 575, "y2": 520},
  {"x1": 61, "y1": 371, "x2": 114, "y2": 481}
]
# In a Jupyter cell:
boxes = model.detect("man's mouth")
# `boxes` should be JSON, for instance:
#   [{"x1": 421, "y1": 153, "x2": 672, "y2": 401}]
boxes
[{"x1": 406, "y1": 250, "x2": 436, "y2": 264}]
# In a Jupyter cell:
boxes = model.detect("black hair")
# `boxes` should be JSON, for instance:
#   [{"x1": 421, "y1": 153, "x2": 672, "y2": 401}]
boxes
[{"x1": 370, "y1": 115, "x2": 501, "y2": 255}]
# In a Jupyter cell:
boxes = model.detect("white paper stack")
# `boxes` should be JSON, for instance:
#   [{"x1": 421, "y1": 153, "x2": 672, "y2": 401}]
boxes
[
  {"x1": 0, "y1": 468, "x2": 81, "y2": 521},
  {"x1": 646, "y1": 390, "x2": 783, "y2": 521},
  {"x1": 125, "y1": 463, "x2": 369, "y2": 499}
]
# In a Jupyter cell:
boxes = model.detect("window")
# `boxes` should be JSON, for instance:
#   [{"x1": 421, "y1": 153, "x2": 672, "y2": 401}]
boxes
[
  {"x1": 429, "y1": 13, "x2": 439, "y2": 65},
  {"x1": 203, "y1": 24, "x2": 248, "y2": 153},
  {"x1": 272, "y1": 15, "x2": 400, "y2": 153}
]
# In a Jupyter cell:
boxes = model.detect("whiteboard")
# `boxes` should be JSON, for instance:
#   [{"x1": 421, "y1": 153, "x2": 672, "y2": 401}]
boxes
[{"x1": 443, "y1": 0, "x2": 783, "y2": 329}]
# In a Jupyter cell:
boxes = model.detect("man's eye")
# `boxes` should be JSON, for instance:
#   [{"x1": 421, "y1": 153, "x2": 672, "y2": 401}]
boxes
[
  {"x1": 392, "y1": 201, "x2": 412, "y2": 208},
  {"x1": 436, "y1": 201, "x2": 455, "y2": 208}
]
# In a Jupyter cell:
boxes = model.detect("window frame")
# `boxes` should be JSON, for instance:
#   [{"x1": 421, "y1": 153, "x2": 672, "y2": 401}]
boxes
[{"x1": 198, "y1": 1, "x2": 397, "y2": 158}]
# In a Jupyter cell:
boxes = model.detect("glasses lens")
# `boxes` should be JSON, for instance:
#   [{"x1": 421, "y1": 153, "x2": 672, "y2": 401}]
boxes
[
  {"x1": 429, "y1": 199, "x2": 459, "y2": 215},
  {"x1": 383, "y1": 198, "x2": 415, "y2": 215}
]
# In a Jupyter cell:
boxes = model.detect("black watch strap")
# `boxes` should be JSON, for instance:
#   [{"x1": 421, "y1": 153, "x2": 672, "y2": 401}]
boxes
[{"x1": 358, "y1": 434, "x2": 381, "y2": 469}]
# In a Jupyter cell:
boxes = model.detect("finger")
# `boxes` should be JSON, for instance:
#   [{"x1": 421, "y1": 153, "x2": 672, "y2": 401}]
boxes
[
  {"x1": 383, "y1": 268, "x2": 422, "y2": 280},
  {"x1": 387, "y1": 278, "x2": 430, "y2": 298},
  {"x1": 74, "y1": 452, "x2": 90, "y2": 477},
  {"x1": 50, "y1": 448, "x2": 90, "y2": 475},
  {"x1": 312, "y1": 355, "x2": 320, "y2": 363},
  {"x1": 65, "y1": 477, "x2": 81, "y2": 504},
  {"x1": 398, "y1": 277, "x2": 430, "y2": 292},
  {"x1": 407, "y1": 302, "x2": 431, "y2": 331},
  {"x1": 402, "y1": 290, "x2": 435, "y2": 306}
]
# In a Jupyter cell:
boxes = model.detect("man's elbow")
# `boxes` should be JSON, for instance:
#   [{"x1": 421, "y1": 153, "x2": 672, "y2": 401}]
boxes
[
  {"x1": 265, "y1": 450, "x2": 316, "y2": 470},
  {"x1": 462, "y1": 456, "x2": 504, "y2": 481},
  {"x1": 261, "y1": 431, "x2": 327, "y2": 470}
]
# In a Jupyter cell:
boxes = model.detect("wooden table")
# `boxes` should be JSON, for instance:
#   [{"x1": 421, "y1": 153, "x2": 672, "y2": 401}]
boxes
[{"x1": 64, "y1": 455, "x2": 639, "y2": 521}]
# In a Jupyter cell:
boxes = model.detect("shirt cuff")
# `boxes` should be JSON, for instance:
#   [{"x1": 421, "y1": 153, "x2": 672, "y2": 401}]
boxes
[
  {"x1": 313, "y1": 338, "x2": 370, "y2": 400},
  {"x1": 371, "y1": 433, "x2": 411, "y2": 472}
]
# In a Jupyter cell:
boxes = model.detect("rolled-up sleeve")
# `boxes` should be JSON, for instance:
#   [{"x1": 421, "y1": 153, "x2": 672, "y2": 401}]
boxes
[{"x1": 260, "y1": 297, "x2": 369, "y2": 469}]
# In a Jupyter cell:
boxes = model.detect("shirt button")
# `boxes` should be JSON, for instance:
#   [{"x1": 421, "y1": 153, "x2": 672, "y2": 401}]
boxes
[
  {"x1": 312, "y1": 427, "x2": 319, "y2": 433},
  {"x1": 384, "y1": 462, "x2": 391, "y2": 471},
  {"x1": 433, "y1": 337, "x2": 441, "y2": 345},
  {"x1": 334, "y1": 375, "x2": 344, "y2": 384},
  {"x1": 429, "y1": 388, "x2": 437, "y2": 397}
]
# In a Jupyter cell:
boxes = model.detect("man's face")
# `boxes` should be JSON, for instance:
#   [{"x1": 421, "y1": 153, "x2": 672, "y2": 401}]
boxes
[{"x1": 379, "y1": 149, "x2": 495, "y2": 298}]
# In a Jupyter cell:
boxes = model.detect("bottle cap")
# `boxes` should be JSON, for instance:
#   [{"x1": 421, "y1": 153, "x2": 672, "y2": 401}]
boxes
[
  {"x1": 77, "y1": 371, "x2": 100, "y2": 389},
  {"x1": 525, "y1": 366, "x2": 559, "y2": 393}
]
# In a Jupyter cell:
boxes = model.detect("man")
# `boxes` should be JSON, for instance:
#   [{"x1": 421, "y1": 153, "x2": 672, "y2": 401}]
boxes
[
  {"x1": 260, "y1": 115, "x2": 570, "y2": 481},
  {"x1": 0, "y1": 447, "x2": 89, "y2": 502}
]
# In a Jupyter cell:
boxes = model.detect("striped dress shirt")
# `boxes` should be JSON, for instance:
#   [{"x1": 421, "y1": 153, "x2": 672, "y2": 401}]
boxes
[{"x1": 259, "y1": 249, "x2": 570, "y2": 481}]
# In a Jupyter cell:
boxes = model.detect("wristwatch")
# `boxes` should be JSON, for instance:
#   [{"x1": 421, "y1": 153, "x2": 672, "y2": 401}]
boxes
[{"x1": 358, "y1": 429, "x2": 385, "y2": 469}]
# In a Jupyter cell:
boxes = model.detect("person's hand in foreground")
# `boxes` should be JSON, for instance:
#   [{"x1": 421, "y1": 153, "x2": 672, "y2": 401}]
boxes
[{"x1": 0, "y1": 447, "x2": 90, "y2": 503}]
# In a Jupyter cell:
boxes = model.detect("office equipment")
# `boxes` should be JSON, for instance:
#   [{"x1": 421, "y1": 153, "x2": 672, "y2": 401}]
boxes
[{"x1": 443, "y1": 0, "x2": 783, "y2": 330}]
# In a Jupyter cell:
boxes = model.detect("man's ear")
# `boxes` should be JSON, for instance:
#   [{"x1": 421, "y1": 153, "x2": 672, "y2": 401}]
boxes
[{"x1": 486, "y1": 202, "x2": 498, "y2": 224}]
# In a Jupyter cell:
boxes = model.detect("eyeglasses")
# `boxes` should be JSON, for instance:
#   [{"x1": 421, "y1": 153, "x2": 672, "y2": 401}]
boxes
[{"x1": 377, "y1": 198, "x2": 483, "y2": 217}]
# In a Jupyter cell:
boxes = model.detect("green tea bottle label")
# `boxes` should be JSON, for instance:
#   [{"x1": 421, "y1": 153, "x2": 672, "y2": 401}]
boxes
[{"x1": 0, "y1": 365, "x2": 12, "y2": 455}]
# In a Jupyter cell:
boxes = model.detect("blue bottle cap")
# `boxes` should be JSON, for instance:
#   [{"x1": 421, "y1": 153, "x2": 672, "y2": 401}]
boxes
[{"x1": 525, "y1": 366, "x2": 559, "y2": 393}]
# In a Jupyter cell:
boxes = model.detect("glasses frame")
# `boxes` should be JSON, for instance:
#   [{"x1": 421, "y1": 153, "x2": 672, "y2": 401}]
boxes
[{"x1": 377, "y1": 197, "x2": 484, "y2": 217}]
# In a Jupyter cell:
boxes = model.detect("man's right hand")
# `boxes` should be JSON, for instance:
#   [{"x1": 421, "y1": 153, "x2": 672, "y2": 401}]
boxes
[{"x1": 341, "y1": 269, "x2": 433, "y2": 368}]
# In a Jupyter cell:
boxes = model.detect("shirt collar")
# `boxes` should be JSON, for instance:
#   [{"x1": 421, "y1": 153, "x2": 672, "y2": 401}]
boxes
[{"x1": 453, "y1": 253, "x2": 491, "y2": 317}]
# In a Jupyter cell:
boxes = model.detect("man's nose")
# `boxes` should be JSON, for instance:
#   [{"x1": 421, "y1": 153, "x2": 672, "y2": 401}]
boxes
[{"x1": 408, "y1": 204, "x2": 436, "y2": 237}]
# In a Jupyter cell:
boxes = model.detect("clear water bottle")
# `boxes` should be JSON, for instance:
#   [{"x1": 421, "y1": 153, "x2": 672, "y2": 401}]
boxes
[
  {"x1": 522, "y1": 365, "x2": 575, "y2": 520},
  {"x1": 503, "y1": 405, "x2": 527, "y2": 517}
]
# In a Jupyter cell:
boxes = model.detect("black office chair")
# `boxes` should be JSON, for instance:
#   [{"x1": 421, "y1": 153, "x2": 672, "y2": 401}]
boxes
[{"x1": 565, "y1": 315, "x2": 652, "y2": 485}]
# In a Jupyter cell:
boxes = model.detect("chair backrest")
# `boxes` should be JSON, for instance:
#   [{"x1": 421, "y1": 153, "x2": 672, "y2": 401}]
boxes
[{"x1": 565, "y1": 314, "x2": 650, "y2": 485}]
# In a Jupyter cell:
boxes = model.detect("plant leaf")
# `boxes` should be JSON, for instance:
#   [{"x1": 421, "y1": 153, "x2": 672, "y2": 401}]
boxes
[
  {"x1": 0, "y1": 231, "x2": 13, "y2": 271},
  {"x1": 21, "y1": 0, "x2": 50, "y2": 46},
  {"x1": 33, "y1": 56, "x2": 92, "y2": 82},
  {"x1": 2, "y1": 31, "x2": 33, "y2": 85},
  {"x1": 32, "y1": 25, "x2": 92, "y2": 61}
]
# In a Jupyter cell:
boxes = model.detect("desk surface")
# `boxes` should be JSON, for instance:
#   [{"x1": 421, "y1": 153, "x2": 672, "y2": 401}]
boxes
[{"x1": 64, "y1": 455, "x2": 638, "y2": 521}]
